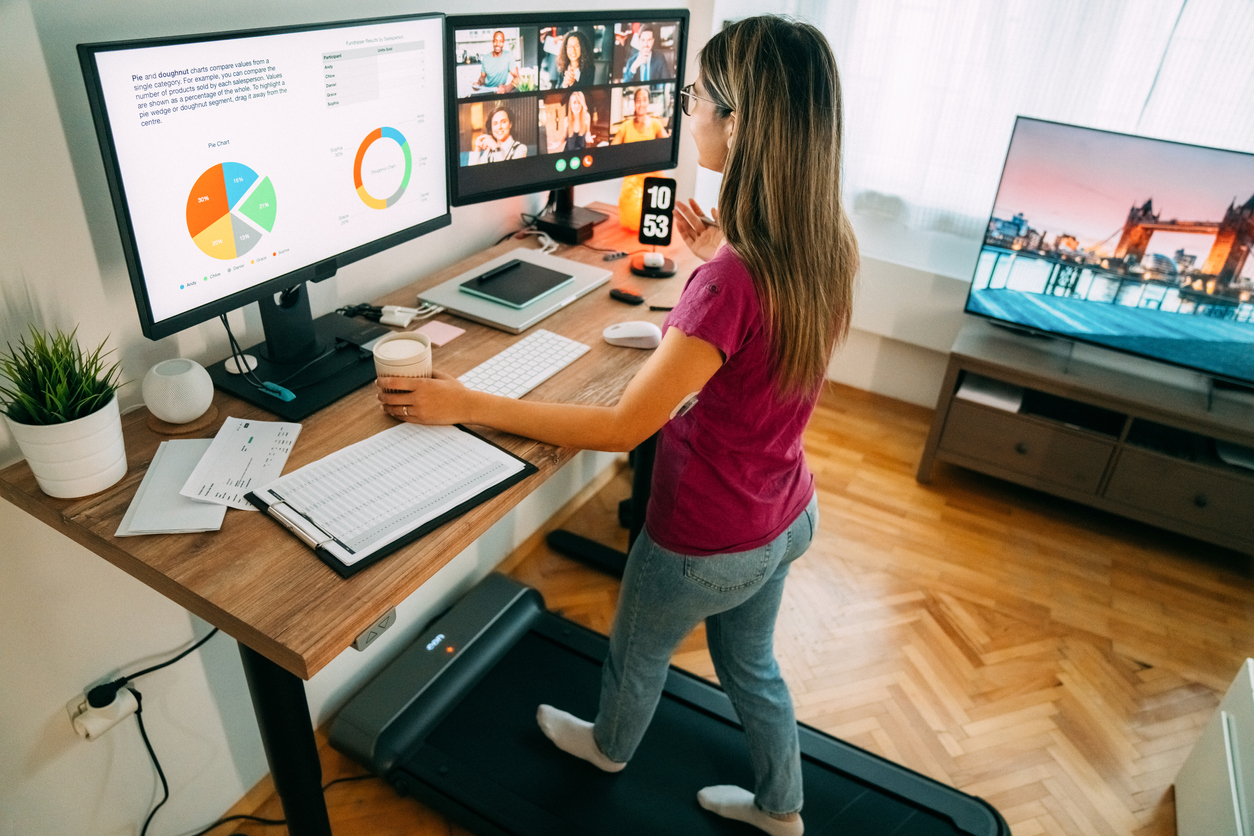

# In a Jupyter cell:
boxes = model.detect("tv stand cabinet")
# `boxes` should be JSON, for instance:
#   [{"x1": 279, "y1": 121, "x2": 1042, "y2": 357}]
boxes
[{"x1": 917, "y1": 321, "x2": 1254, "y2": 555}]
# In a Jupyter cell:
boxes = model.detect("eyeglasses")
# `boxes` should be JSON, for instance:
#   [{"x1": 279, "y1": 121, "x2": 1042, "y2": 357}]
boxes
[{"x1": 679, "y1": 83, "x2": 721, "y2": 116}]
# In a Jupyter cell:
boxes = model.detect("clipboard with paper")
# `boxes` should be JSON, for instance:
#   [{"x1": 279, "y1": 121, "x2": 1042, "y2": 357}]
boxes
[{"x1": 246, "y1": 422, "x2": 536, "y2": 578}]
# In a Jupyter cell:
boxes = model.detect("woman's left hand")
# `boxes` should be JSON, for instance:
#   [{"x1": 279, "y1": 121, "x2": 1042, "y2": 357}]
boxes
[
  {"x1": 377, "y1": 371, "x2": 470, "y2": 425},
  {"x1": 674, "y1": 198, "x2": 723, "y2": 262}
]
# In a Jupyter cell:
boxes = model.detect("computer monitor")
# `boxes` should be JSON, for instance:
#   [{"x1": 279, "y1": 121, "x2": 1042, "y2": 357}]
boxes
[
  {"x1": 446, "y1": 11, "x2": 688, "y2": 242},
  {"x1": 79, "y1": 14, "x2": 450, "y2": 419}
]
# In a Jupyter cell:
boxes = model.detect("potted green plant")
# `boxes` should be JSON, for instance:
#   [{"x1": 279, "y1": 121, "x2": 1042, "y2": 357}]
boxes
[{"x1": 0, "y1": 327, "x2": 127, "y2": 498}]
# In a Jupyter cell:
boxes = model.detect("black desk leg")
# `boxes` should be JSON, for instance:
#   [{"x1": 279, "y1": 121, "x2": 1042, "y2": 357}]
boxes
[
  {"x1": 546, "y1": 433, "x2": 657, "y2": 578},
  {"x1": 238, "y1": 644, "x2": 334, "y2": 836}
]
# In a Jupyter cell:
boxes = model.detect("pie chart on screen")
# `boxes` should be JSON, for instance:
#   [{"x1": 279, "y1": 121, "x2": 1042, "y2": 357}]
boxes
[{"x1": 186, "y1": 162, "x2": 277, "y2": 260}]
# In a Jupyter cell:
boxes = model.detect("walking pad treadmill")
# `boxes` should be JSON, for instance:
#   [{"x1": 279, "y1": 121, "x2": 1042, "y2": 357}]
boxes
[{"x1": 330, "y1": 573, "x2": 1009, "y2": 836}]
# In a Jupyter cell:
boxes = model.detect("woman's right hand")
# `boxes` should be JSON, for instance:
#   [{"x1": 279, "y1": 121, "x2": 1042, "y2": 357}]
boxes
[
  {"x1": 674, "y1": 198, "x2": 723, "y2": 262},
  {"x1": 377, "y1": 370, "x2": 470, "y2": 426}
]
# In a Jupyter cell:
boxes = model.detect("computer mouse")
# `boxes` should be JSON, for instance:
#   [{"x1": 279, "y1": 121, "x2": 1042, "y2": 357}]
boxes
[{"x1": 603, "y1": 321, "x2": 662, "y2": 349}]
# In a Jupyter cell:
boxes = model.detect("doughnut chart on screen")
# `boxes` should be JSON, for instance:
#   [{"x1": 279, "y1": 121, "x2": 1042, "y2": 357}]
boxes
[{"x1": 354, "y1": 127, "x2": 413, "y2": 210}]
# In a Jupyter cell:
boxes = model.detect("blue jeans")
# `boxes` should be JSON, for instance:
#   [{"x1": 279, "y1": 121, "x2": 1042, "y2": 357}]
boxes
[{"x1": 593, "y1": 492, "x2": 818, "y2": 816}]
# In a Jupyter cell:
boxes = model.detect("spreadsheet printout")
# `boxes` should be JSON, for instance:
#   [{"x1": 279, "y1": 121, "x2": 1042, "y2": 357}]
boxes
[{"x1": 250, "y1": 423, "x2": 529, "y2": 567}]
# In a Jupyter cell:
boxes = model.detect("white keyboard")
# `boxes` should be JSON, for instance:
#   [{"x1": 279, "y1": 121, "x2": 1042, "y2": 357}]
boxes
[{"x1": 458, "y1": 329, "x2": 590, "y2": 399}]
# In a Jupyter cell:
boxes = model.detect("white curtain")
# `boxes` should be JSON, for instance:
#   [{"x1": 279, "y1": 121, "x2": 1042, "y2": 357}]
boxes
[{"x1": 817, "y1": 0, "x2": 1254, "y2": 244}]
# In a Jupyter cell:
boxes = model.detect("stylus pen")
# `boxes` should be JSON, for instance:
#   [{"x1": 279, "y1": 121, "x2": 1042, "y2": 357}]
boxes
[
  {"x1": 475, "y1": 260, "x2": 522, "y2": 283},
  {"x1": 649, "y1": 305, "x2": 673, "y2": 311},
  {"x1": 699, "y1": 215, "x2": 719, "y2": 228}
]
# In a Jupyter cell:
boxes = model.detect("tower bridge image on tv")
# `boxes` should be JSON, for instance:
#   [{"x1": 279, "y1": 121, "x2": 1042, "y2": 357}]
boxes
[
  {"x1": 977, "y1": 191, "x2": 1254, "y2": 321},
  {"x1": 970, "y1": 193, "x2": 1254, "y2": 384},
  {"x1": 1115, "y1": 194, "x2": 1254, "y2": 287}
]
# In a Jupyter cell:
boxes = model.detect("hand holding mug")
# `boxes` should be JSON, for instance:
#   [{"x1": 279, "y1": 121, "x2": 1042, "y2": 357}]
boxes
[{"x1": 377, "y1": 371, "x2": 468, "y2": 425}]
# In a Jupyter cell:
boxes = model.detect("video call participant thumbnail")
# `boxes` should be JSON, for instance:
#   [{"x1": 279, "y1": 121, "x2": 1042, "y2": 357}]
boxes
[
  {"x1": 458, "y1": 97, "x2": 539, "y2": 165},
  {"x1": 612, "y1": 21, "x2": 679, "y2": 83},
  {"x1": 612, "y1": 85, "x2": 671, "y2": 144},
  {"x1": 540, "y1": 26, "x2": 608, "y2": 90},
  {"x1": 454, "y1": 27, "x2": 537, "y2": 98},
  {"x1": 541, "y1": 89, "x2": 610, "y2": 153}
]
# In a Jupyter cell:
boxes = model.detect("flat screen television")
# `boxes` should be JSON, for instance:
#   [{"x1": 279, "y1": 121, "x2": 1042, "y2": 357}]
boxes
[
  {"x1": 79, "y1": 13, "x2": 450, "y2": 418},
  {"x1": 966, "y1": 117, "x2": 1254, "y2": 389},
  {"x1": 445, "y1": 11, "x2": 687, "y2": 241}
]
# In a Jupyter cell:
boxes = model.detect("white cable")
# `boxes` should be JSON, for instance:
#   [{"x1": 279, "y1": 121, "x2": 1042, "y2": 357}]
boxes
[
  {"x1": 380, "y1": 303, "x2": 445, "y2": 327},
  {"x1": 513, "y1": 229, "x2": 558, "y2": 255}
]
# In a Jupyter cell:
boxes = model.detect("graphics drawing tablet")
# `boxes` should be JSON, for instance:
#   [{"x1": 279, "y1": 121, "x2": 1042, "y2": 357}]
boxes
[
  {"x1": 419, "y1": 249, "x2": 612, "y2": 334},
  {"x1": 459, "y1": 260, "x2": 574, "y2": 309}
]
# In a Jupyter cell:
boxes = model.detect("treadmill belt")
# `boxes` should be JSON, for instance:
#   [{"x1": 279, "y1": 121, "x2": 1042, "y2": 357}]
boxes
[{"x1": 400, "y1": 623, "x2": 977, "y2": 835}]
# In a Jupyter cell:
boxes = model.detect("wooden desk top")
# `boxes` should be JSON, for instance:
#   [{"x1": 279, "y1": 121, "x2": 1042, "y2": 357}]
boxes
[{"x1": 0, "y1": 205, "x2": 698, "y2": 679}]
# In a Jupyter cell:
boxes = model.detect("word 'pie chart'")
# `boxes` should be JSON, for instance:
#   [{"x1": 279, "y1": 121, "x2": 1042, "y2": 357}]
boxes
[{"x1": 186, "y1": 162, "x2": 277, "y2": 260}]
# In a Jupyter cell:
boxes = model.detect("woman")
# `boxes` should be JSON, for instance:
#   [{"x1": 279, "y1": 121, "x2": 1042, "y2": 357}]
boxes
[
  {"x1": 563, "y1": 90, "x2": 595, "y2": 151},
  {"x1": 557, "y1": 30, "x2": 595, "y2": 89},
  {"x1": 611, "y1": 86, "x2": 668, "y2": 144},
  {"x1": 468, "y1": 106, "x2": 527, "y2": 164},
  {"x1": 380, "y1": 16, "x2": 857, "y2": 836}
]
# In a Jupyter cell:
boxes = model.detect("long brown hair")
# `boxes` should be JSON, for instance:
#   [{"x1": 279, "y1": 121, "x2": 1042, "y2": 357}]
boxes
[
  {"x1": 700, "y1": 16, "x2": 858, "y2": 398},
  {"x1": 557, "y1": 31, "x2": 593, "y2": 76}
]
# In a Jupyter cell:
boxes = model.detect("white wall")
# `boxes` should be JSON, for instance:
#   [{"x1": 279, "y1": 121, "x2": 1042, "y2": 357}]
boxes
[{"x1": 0, "y1": 1, "x2": 712, "y2": 834}]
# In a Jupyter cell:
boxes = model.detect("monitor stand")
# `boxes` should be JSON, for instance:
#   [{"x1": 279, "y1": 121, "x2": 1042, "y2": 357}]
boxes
[
  {"x1": 206, "y1": 284, "x2": 388, "y2": 421},
  {"x1": 535, "y1": 186, "x2": 608, "y2": 245}
]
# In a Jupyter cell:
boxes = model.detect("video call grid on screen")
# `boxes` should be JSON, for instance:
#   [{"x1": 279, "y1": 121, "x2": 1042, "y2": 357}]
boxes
[{"x1": 447, "y1": 12, "x2": 686, "y2": 205}]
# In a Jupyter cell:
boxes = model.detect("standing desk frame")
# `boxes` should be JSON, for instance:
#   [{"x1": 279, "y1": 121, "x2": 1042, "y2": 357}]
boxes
[{"x1": 0, "y1": 206, "x2": 689, "y2": 835}]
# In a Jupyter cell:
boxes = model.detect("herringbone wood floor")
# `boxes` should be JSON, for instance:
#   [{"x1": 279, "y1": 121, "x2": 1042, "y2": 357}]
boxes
[{"x1": 224, "y1": 383, "x2": 1254, "y2": 836}]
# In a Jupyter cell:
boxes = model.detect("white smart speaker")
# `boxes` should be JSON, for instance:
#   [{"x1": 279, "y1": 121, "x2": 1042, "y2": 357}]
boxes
[{"x1": 142, "y1": 358, "x2": 217, "y2": 433}]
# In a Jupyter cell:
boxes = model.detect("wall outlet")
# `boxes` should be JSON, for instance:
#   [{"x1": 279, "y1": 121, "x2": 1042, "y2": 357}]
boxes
[{"x1": 66, "y1": 688, "x2": 138, "y2": 740}]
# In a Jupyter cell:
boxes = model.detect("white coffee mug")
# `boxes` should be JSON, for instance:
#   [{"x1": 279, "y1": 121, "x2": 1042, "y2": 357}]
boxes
[{"x1": 373, "y1": 332, "x2": 432, "y2": 392}]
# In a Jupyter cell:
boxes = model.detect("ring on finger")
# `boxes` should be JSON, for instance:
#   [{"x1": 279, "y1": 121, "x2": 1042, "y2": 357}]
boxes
[{"x1": 402, "y1": 405, "x2": 409, "y2": 417}]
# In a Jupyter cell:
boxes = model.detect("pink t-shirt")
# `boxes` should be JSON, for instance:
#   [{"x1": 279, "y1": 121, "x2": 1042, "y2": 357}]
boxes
[{"x1": 646, "y1": 247, "x2": 818, "y2": 556}]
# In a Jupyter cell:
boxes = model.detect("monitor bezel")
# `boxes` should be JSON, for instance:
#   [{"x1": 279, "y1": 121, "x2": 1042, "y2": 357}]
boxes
[
  {"x1": 78, "y1": 12, "x2": 452, "y2": 342},
  {"x1": 445, "y1": 9, "x2": 689, "y2": 207},
  {"x1": 964, "y1": 115, "x2": 1254, "y2": 389}
]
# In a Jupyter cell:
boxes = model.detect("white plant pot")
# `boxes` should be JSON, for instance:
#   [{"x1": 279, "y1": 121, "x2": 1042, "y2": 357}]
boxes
[{"x1": 4, "y1": 394, "x2": 128, "y2": 498}]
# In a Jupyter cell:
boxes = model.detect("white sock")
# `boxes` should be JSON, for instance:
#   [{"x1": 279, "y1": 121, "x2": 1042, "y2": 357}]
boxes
[
  {"x1": 698, "y1": 785, "x2": 804, "y2": 836},
  {"x1": 536, "y1": 705, "x2": 626, "y2": 773}
]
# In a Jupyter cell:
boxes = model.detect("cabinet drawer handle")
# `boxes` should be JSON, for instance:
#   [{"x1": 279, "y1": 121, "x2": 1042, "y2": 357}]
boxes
[
  {"x1": 1014, "y1": 442, "x2": 1029, "y2": 455},
  {"x1": 1193, "y1": 494, "x2": 1209, "y2": 509}
]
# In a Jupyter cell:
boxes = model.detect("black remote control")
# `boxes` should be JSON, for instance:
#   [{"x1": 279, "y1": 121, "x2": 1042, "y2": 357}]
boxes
[{"x1": 609, "y1": 288, "x2": 645, "y2": 305}]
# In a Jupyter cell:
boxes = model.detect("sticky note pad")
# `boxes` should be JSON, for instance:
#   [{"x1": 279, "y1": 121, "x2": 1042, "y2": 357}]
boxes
[{"x1": 416, "y1": 321, "x2": 466, "y2": 346}]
